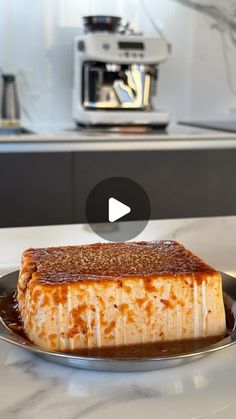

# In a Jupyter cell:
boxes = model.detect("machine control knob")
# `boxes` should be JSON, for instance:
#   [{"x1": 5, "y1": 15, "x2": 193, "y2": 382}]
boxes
[
  {"x1": 77, "y1": 40, "x2": 85, "y2": 51},
  {"x1": 102, "y1": 43, "x2": 110, "y2": 50}
]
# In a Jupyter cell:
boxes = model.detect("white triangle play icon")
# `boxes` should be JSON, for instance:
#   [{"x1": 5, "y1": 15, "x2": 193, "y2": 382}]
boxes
[{"x1": 108, "y1": 197, "x2": 131, "y2": 222}]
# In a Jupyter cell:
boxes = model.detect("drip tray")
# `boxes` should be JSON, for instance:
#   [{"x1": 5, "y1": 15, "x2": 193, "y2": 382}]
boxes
[{"x1": 70, "y1": 125, "x2": 168, "y2": 134}]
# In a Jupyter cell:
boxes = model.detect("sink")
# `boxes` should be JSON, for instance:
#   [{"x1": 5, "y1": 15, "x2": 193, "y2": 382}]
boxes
[{"x1": 0, "y1": 127, "x2": 33, "y2": 136}]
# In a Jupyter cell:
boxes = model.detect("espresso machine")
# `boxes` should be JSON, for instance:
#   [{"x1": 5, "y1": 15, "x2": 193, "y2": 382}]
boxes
[{"x1": 72, "y1": 16, "x2": 171, "y2": 127}]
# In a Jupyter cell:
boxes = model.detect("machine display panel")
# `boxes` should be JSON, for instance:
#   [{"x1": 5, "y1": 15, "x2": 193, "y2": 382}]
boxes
[{"x1": 118, "y1": 42, "x2": 144, "y2": 50}]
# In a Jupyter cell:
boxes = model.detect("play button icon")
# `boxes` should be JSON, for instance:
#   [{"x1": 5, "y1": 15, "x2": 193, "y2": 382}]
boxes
[
  {"x1": 86, "y1": 177, "x2": 150, "y2": 242},
  {"x1": 108, "y1": 198, "x2": 131, "y2": 222}
]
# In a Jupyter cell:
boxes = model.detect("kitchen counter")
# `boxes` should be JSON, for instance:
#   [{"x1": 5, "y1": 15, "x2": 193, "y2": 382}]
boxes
[
  {"x1": 1, "y1": 124, "x2": 236, "y2": 152},
  {"x1": 0, "y1": 216, "x2": 236, "y2": 419},
  {"x1": 2, "y1": 127, "x2": 236, "y2": 228}
]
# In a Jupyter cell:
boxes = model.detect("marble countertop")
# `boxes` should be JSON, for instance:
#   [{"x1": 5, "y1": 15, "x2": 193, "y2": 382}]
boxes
[
  {"x1": 1, "y1": 124, "x2": 236, "y2": 153},
  {"x1": 0, "y1": 216, "x2": 236, "y2": 418}
]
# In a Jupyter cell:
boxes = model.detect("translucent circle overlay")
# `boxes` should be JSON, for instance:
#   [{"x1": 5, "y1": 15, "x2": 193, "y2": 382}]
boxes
[{"x1": 85, "y1": 177, "x2": 151, "y2": 242}]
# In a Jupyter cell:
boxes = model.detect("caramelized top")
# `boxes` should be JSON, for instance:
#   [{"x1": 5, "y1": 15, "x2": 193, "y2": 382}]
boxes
[{"x1": 22, "y1": 241, "x2": 217, "y2": 284}]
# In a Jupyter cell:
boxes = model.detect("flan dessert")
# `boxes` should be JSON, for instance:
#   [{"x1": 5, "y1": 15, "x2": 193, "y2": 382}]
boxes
[{"x1": 17, "y1": 241, "x2": 226, "y2": 352}]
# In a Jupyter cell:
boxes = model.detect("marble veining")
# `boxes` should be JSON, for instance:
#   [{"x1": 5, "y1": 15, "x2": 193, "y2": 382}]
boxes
[
  {"x1": 172, "y1": 0, "x2": 236, "y2": 97},
  {"x1": 2, "y1": 0, "x2": 236, "y2": 126},
  {"x1": 173, "y1": 0, "x2": 236, "y2": 37},
  {"x1": 1, "y1": 339, "x2": 236, "y2": 419}
]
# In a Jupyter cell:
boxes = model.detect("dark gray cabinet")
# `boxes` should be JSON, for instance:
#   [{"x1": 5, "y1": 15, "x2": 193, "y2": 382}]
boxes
[
  {"x1": 0, "y1": 147, "x2": 236, "y2": 228},
  {"x1": 0, "y1": 153, "x2": 72, "y2": 227},
  {"x1": 73, "y1": 149, "x2": 236, "y2": 223}
]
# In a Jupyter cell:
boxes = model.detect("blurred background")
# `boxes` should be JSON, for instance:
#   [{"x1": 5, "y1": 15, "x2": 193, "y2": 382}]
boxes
[
  {"x1": 0, "y1": 0, "x2": 236, "y2": 230},
  {"x1": 1, "y1": 0, "x2": 236, "y2": 128}
]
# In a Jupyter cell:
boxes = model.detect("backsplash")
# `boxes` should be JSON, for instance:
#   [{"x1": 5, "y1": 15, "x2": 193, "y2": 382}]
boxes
[{"x1": 0, "y1": 0, "x2": 236, "y2": 129}]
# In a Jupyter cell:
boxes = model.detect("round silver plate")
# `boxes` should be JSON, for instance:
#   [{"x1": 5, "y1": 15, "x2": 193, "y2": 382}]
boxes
[{"x1": 0, "y1": 271, "x2": 236, "y2": 372}]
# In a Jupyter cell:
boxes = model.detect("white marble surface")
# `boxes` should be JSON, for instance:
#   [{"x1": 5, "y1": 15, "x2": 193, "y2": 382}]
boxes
[
  {"x1": 172, "y1": 0, "x2": 236, "y2": 118},
  {"x1": 0, "y1": 216, "x2": 236, "y2": 418},
  {"x1": 1, "y1": 0, "x2": 236, "y2": 127}
]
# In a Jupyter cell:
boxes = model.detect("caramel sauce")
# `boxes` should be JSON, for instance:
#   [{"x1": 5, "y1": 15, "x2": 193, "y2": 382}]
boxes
[
  {"x1": 0, "y1": 291, "x2": 26, "y2": 338},
  {"x1": 0, "y1": 290, "x2": 231, "y2": 358},
  {"x1": 22, "y1": 241, "x2": 217, "y2": 284},
  {"x1": 69, "y1": 336, "x2": 225, "y2": 358}
]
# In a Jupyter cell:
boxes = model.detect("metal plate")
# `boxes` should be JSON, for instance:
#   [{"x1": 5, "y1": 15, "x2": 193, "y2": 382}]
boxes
[{"x1": 0, "y1": 271, "x2": 236, "y2": 372}]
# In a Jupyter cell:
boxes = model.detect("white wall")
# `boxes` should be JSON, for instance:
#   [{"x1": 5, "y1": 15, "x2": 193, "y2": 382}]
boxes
[{"x1": 0, "y1": 0, "x2": 235, "y2": 128}]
